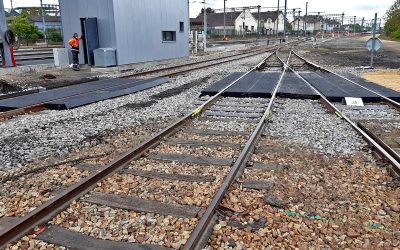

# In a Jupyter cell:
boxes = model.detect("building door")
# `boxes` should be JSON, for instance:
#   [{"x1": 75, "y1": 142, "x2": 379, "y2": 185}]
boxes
[{"x1": 80, "y1": 17, "x2": 99, "y2": 66}]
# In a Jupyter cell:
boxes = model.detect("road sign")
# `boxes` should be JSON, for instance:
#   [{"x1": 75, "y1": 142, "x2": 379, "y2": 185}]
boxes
[{"x1": 366, "y1": 38, "x2": 382, "y2": 52}]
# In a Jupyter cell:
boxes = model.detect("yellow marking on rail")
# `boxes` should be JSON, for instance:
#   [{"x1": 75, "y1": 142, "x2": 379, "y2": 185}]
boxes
[
  {"x1": 335, "y1": 111, "x2": 343, "y2": 119},
  {"x1": 192, "y1": 106, "x2": 203, "y2": 117}
]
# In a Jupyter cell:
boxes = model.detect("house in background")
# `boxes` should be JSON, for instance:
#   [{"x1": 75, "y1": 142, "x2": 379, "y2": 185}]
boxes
[
  {"x1": 253, "y1": 11, "x2": 285, "y2": 35},
  {"x1": 291, "y1": 15, "x2": 340, "y2": 34},
  {"x1": 324, "y1": 19, "x2": 340, "y2": 32},
  {"x1": 28, "y1": 15, "x2": 62, "y2": 32},
  {"x1": 291, "y1": 15, "x2": 323, "y2": 34},
  {"x1": 193, "y1": 9, "x2": 258, "y2": 36}
]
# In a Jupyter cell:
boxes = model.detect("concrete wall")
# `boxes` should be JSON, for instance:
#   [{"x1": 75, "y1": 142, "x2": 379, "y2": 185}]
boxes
[
  {"x1": 112, "y1": 0, "x2": 189, "y2": 65},
  {"x1": 59, "y1": 0, "x2": 117, "y2": 63}
]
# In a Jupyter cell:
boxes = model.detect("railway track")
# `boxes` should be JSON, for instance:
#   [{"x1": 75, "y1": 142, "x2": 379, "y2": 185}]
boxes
[
  {"x1": 3, "y1": 42, "x2": 397, "y2": 249},
  {"x1": 205, "y1": 49, "x2": 400, "y2": 248},
  {"x1": 0, "y1": 47, "x2": 291, "y2": 249},
  {"x1": 0, "y1": 44, "x2": 282, "y2": 122},
  {"x1": 287, "y1": 50, "x2": 400, "y2": 178}
]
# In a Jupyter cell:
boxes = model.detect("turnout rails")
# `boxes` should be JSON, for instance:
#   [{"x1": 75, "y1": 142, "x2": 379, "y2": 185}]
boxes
[{"x1": 1, "y1": 44, "x2": 399, "y2": 249}]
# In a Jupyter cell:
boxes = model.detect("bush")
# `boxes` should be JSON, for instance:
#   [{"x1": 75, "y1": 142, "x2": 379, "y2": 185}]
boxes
[
  {"x1": 392, "y1": 26, "x2": 400, "y2": 38},
  {"x1": 46, "y1": 28, "x2": 63, "y2": 43}
]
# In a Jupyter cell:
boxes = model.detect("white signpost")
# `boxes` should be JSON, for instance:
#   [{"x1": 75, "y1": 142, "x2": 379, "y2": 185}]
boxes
[{"x1": 366, "y1": 38, "x2": 382, "y2": 52}]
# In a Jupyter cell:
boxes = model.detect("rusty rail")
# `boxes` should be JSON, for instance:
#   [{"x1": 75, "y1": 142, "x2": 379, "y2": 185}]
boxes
[{"x1": 0, "y1": 49, "x2": 277, "y2": 249}]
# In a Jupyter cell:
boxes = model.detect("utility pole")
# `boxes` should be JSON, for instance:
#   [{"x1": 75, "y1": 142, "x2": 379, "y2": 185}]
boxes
[
  {"x1": 276, "y1": 0, "x2": 280, "y2": 37},
  {"x1": 320, "y1": 13, "x2": 324, "y2": 40},
  {"x1": 283, "y1": 0, "x2": 287, "y2": 41},
  {"x1": 203, "y1": 1, "x2": 207, "y2": 50},
  {"x1": 361, "y1": 17, "x2": 365, "y2": 32},
  {"x1": 297, "y1": 10, "x2": 301, "y2": 36},
  {"x1": 40, "y1": 0, "x2": 47, "y2": 44},
  {"x1": 370, "y1": 13, "x2": 377, "y2": 68},
  {"x1": 223, "y1": 0, "x2": 226, "y2": 40},
  {"x1": 353, "y1": 16, "x2": 356, "y2": 35},
  {"x1": 341, "y1": 13, "x2": 344, "y2": 36},
  {"x1": 257, "y1": 5, "x2": 261, "y2": 38},
  {"x1": 0, "y1": 0, "x2": 12, "y2": 67},
  {"x1": 304, "y1": 2, "x2": 308, "y2": 37}
]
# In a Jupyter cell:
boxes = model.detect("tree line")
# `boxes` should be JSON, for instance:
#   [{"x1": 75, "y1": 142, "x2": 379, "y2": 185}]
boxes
[{"x1": 384, "y1": 0, "x2": 400, "y2": 39}]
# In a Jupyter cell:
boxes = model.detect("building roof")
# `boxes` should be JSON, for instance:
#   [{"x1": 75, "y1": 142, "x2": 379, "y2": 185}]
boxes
[
  {"x1": 194, "y1": 12, "x2": 242, "y2": 27},
  {"x1": 28, "y1": 15, "x2": 61, "y2": 23},
  {"x1": 324, "y1": 18, "x2": 340, "y2": 25},
  {"x1": 253, "y1": 11, "x2": 283, "y2": 22}
]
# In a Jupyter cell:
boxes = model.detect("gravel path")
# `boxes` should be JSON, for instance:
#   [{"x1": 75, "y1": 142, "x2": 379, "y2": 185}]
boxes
[{"x1": 0, "y1": 52, "x2": 269, "y2": 172}]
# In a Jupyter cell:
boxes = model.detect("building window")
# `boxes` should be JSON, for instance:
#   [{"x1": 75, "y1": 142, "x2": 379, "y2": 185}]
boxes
[
  {"x1": 180, "y1": 22, "x2": 184, "y2": 32},
  {"x1": 251, "y1": 26, "x2": 254, "y2": 31},
  {"x1": 162, "y1": 31, "x2": 176, "y2": 42}
]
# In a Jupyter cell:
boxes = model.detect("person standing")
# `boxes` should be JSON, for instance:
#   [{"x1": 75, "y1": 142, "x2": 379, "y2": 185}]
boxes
[{"x1": 68, "y1": 33, "x2": 82, "y2": 71}]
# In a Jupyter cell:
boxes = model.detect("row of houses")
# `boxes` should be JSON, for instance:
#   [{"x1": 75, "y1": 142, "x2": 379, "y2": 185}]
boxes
[
  {"x1": 191, "y1": 10, "x2": 341, "y2": 36},
  {"x1": 5, "y1": 8, "x2": 62, "y2": 32}
]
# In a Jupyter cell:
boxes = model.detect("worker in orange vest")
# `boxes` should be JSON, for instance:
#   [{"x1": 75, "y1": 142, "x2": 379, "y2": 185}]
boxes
[{"x1": 68, "y1": 33, "x2": 82, "y2": 71}]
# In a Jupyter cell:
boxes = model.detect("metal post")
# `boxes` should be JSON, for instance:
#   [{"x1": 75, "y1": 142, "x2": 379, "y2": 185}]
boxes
[
  {"x1": 353, "y1": 16, "x2": 356, "y2": 35},
  {"x1": 321, "y1": 15, "x2": 324, "y2": 40},
  {"x1": 297, "y1": 10, "x2": 301, "y2": 35},
  {"x1": 257, "y1": 5, "x2": 261, "y2": 38},
  {"x1": 361, "y1": 17, "x2": 364, "y2": 32},
  {"x1": 242, "y1": 7, "x2": 245, "y2": 38},
  {"x1": 341, "y1": 13, "x2": 344, "y2": 36},
  {"x1": 276, "y1": 0, "x2": 280, "y2": 37},
  {"x1": 40, "y1": 0, "x2": 48, "y2": 44},
  {"x1": 203, "y1": 1, "x2": 207, "y2": 50},
  {"x1": 0, "y1": 0, "x2": 12, "y2": 67},
  {"x1": 370, "y1": 13, "x2": 377, "y2": 68},
  {"x1": 304, "y1": 2, "x2": 308, "y2": 37},
  {"x1": 223, "y1": 0, "x2": 226, "y2": 40},
  {"x1": 283, "y1": 0, "x2": 287, "y2": 40}
]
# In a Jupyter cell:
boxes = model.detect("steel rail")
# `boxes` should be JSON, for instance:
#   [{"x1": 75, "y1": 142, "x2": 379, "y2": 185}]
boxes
[
  {"x1": 0, "y1": 50, "x2": 278, "y2": 249},
  {"x1": 291, "y1": 50, "x2": 400, "y2": 109},
  {"x1": 280, "y1": 49, "x2": 400, "y2": 177},
  {"x1": 183, "y1": 48, "x2": 293, "y2": 250},
  {"x1": 0, "y1": 48, "x2": 275, "y2": 122}
]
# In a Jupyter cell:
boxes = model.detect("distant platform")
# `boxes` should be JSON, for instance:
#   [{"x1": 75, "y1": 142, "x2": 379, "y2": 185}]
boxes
[{"x1": 201, "y1": 71, "x2": 400, "y2": 102}]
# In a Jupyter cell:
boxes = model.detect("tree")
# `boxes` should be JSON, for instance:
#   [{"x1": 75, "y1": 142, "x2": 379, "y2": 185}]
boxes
[
  {"x1": 384, "y1": 0, "x2": 400, "y2": 37},
  {"x1": 8, "y1": 13, "x2": 43, "y2": 45}
]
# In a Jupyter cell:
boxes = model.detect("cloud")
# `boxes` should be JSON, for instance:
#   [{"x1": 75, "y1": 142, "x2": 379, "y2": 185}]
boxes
[{"x1": 353, "y1": 3, "x2": 390, "y2": 11}]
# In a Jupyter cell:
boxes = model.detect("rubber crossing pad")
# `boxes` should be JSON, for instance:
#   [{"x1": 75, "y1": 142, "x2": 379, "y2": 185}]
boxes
[
  {"x1": 278, "y1": 72, "x2": 318, "y2": 99},
  {"x1": 300, "y1": 72, "x2": 380, "y2": 102},
  {"x1": 0, "y1": 77, "x2": 168, "y2": 111},
  {"x1": 343, "y1": 73, "x2": 400, "y2": 102},
  {"x1": 46, "y1": 77, "x2": 168, "y2": 109},
  {"x1": 0, "y1": 77, "x2": 140, "y2": 111},
  {"x1": 201, "y1": 72, "x2": 280, "y2": 98}
]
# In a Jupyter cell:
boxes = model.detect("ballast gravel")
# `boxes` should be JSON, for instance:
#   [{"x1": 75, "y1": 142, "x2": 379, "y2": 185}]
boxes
[
  {"x1": 0, "y1": 52, "x2": 270, "y2": 172},
  {"x1": 266, "y1": 99, "x2": 368, "y2": 155}
]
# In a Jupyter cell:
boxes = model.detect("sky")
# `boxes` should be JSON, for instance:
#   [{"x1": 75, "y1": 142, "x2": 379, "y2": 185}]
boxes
[
  {"x1": 3, "y1": 0, "x2": 393, "y2": 23},
  {"x1": 191, "y1": 0, "x2": 392, "y2": 23}
]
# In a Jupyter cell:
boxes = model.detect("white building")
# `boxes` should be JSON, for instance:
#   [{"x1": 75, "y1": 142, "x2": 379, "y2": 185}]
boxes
[
  {"x1": 194, "y1": 10, "x2": 258, "y2": 35},
  {"x1": 291, "y1": 15, "x2": 340, "y2": 34},
  {"x1": 254, "y1": 11, "x2": 285, "y2": 35}
]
